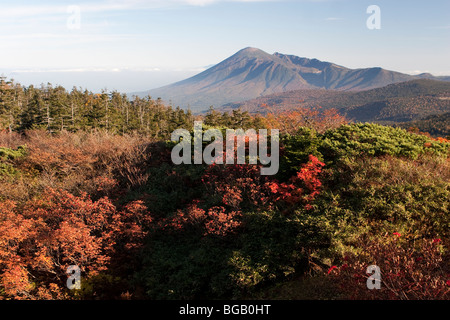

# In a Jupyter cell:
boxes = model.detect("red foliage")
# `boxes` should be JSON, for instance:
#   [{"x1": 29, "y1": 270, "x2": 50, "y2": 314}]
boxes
[
  {"x1": 267, "y1": 155, "x2": 325, "y2": 211},
  {"x1": 204, "y1": 206, "x2": 241, "y2": 236},
  {"x1": 165, "y1": 202, "x2": 242, "y2": 237},
  {"x1": 161, "y1": 155, "x2": 325, "y2": 238},
  {"x1": 0, "y1": 188, "x2": 151, "y2": 299},
  {"x1": 202, "y1": 163, "x2": 273, "y2": 211},
  {"x1": 328, "y1": 234, "x2": 450, "y2": 300},
  {"x1": 200, "y1": 155, "x2": 324, "y2": 215}
]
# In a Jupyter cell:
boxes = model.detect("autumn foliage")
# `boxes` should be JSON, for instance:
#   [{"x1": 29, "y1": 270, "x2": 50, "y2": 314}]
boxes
[
  {"x1": 0, "y1": 107, "x2": 449, "y2": 300},
  {"x1": 328, "y1": 233, "x2": 450, "y2": 300},
  {"x1": 262, "y1": 105, "x2": 347, "y2": 134},
  {"x1": 267, "y1": 155, "x2": 324, "y2": 211},
  {"x1": 0, "y1": 188, "x2": 151, "y2": 299}
]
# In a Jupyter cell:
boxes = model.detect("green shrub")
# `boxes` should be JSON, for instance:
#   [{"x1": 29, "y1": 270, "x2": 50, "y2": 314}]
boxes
[
  {"x1": 228, "y1": 211, "x2": 330, "y2": 295},
  {"x1": 319, "y1": 123, "x2": 449, "y2": 164},
  {"x1": 137, "y1": 209, "x2": 331, "y2": 299},
  {"x1": 139, "y1": 231, "x2": 236, "y2": 299},
  {"x1": 0, "y1": 163, "x2": 20, "y2": 177},
  {"x1": 316, "y1": 155, "x2": 450, "y2": 257},
  {"x1": 0, "y1": 146, "x2": 26, "y2": 177},
  {"x1": 279, "y1": 127, "x2": 323, "y2": 179},
  {"x1": 0, "y1": 145, "x2": 27, "y2": 160}
]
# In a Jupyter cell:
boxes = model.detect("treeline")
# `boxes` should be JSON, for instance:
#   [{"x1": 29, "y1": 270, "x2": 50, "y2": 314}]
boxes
[{"x1": 0, "y1": 78, "x2": 264, "y2": 139}]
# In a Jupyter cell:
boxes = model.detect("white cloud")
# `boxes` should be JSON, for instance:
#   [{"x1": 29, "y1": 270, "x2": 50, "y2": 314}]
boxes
[
  {"x1": 0, "y1": 0, "x2": 281, "y2": 19},
  {"x1": 408, "y1": 70, "x2": 434, "y2": 75}
]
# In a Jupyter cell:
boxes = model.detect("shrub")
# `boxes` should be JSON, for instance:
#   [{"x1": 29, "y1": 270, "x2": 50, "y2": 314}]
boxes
[
  {"x1": 278, "y1": 127, "x2": 323, "y2": 179},
  {"x1": 0, "y1": 145, "x2": 26, "y2": 161},
  {"x1": 320, "y1": 123, "x2": 450, "y2": 164},
  {"x1": 318, "y1": 155, "x2": 450, "y2": 245},
  {"x1": 137, "y1": 156, "x2": 329, "y2": 299},
  {"x1": 1, "y1": 123, "x2": 449, "y2": 300},
  {"x1": 0, "y1": 146, "x2": 26, "y2": 178},
  {"x1": 267, "y1": 155, "x2": 325, "y2": 212},
  {"x1": 328, "y1": 233, "x2": 450, "y2": 300},
  {"x1": 0, "y1": 188, "x2": 151, "y2": 300},
  {"x1": 201, "y1": 163, "x2": 273, "y2": 211},
  {"x1": 228, "y1": 210, "x2": 330, "y2": 296}
]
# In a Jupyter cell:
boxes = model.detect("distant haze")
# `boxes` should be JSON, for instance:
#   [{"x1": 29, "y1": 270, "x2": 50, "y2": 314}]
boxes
[{"x1": 2, "y1": 69, "x2": 201, "y2": 94}]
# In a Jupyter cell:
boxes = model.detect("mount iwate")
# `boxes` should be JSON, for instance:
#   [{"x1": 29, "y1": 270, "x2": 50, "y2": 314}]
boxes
[{"x1": 134, "y1": 47, "x2": 450, "y2": 112}]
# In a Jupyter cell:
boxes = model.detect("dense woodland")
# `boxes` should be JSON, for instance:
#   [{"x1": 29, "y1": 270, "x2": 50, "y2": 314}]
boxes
[
  {"x1": 0, "y1": 77, "x2": 267, "y2": 139},
  {"x1": 396, "y1": 112, "x2": 450, "y2": 138},
  {"x1": 0, "y1": 78, "x2": 449, "y2": 300}
]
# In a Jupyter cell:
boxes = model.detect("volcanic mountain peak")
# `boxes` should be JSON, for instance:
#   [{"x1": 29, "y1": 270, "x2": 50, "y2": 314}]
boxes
[
  {"x1": 135, "y1": 47, "x2": 449, "y2": 112},
  {"x1": 236, "y1": 47, "x2": 269, "y2": 56}
]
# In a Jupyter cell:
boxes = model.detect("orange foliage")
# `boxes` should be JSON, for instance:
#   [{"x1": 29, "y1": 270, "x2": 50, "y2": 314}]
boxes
[
  {"x1": 434, "y1": 136, "x2": 450, "y2": 143},
  {"x1": 407, "y1": 127, "x2": 450, "y2": 143},
  {"x1": 0, "y1": 188, "x2": 151, "y2": 300},
  {"x1": 262, "y1": 105, "x2": 347, "y2": 134},
  {"x1": 24, "y1": 130, "x2": 96, "y2": 175}
]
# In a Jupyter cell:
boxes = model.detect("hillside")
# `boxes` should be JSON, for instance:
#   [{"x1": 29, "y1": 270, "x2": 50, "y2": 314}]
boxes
[
  {"x1": 136, "y1": 48, "x2": 448, "y2": 112},
  {"x1": 220, "y1": 79, "x2": 450, "y2": 123},
  {"x1": 396, "y1": 112, "x2": 450, "y2": 138},
  {"x1": 1, "y1": 123, "x2": 449, "y2": 300},
  {"x1": 1, "y1": 79, "x2": 449, "y2": 300}
]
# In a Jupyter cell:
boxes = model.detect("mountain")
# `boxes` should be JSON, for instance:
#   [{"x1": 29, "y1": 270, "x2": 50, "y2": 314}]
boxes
[
  {"x1": 134, "y1": 47, "x2": 448, "y2": 112},
  {"x1": 219, "y1": 79, "x2": 450, "y2": 123}
]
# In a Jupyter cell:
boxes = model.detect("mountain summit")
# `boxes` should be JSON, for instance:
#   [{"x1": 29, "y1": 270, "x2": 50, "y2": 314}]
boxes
[{"x1": 137, "y1": 48, "x2": 447, "y2": 112}]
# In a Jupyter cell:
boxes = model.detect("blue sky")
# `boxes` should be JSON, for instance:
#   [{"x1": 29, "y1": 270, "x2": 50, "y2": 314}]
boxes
[{"x1": 0, "y1": 0, "x2": 449, "y2": 92}]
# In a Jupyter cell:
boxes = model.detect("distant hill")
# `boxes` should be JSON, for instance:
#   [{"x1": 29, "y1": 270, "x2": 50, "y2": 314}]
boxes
[
  {"x1": 220, "y1": 79, "x2": 450, "y2": 123},
  {"x1": 134, "y1": 47, "x2": 449, "y2": 112},
  {"x1": 396, "y1": 112, "x2": 450, "y2": 138}
]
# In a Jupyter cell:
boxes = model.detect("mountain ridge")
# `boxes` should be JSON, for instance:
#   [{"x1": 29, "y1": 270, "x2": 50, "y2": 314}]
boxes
[{"x1": 134, "y1": 47, "x2": 449, "y2": 112}]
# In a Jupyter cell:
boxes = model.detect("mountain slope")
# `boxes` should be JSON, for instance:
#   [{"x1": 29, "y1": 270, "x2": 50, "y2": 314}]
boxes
[
  {"x1": 136, "y1": 47, "x2": 448, "y2": 112},
  {"x1": 141, "y1": 48, "x2": 314, "y2": 110},
  {"x1": 396, "y1": 112, "x2": 450, "y2": 137},
  {"x1": 272, "y1": 53, "x2": 416, "y2": 90},
  {"x1": 220, "y1": 79, "x2": 450, "y2": 123}
]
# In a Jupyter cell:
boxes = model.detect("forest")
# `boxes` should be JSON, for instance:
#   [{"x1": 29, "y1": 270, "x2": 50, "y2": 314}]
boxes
[
  {"x1": 396, "y1": 112, "x2": 450, "y2": 138},
  {"x1": 0, "y1": 78, "x2": 449, "y2": 300},
  {"x1": 224, "y1": 79, "x2": 450, "y2": 137}
]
